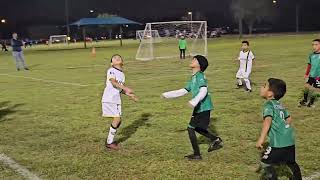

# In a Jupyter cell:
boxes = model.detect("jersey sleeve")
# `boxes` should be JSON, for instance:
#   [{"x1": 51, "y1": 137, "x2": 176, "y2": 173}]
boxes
[
  {"x1": 106, "y1": 69, "x2": 116, "y2": 80},
  {"x1": 263, "y1": 102, "x2": 273, "y2": 119},
  {"x1": 198, "y1": 74, "x2": 208, "y2": 88},
  {"x1": 250, "y1": 51, "x2": 255, "y2": 60},
  {"x1": 184, "y1": 80, "x2": 191, "y2": 92},
  {"x1": 284, "y1": 109, "x2": 290, "y2": 119}
]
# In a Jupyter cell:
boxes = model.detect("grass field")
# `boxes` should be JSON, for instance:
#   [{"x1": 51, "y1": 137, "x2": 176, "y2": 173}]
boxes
[{"x1": 0, "y1": 34, "x2": 320, "y2": 180}]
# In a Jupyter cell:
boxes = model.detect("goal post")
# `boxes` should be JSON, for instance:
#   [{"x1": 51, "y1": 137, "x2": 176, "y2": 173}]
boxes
[
  {"x1": 49, "y1": 35, "x2": 68, "y2": 45},
  {"x1": 136, "y1": 21, "x2": 208, "y2": 61}
]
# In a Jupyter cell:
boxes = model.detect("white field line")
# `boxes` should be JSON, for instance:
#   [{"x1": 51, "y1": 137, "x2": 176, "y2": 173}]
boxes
[
  {"x1": 303, "y1": 171, "x2": 320, "y2": 180},
  {"x1": 0, "y1": 73, "x2": 89, "y2": 87},
  {"x1": 0, "y1": 153, "x2": 41, "y2": 180}
]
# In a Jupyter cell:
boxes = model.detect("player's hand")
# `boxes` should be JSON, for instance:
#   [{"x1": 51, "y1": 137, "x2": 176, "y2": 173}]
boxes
[
  {"x1": 256, "y1": 139, "x2": 264, "y2": 149},
  {"x1": 304, "y1": 75, "x2": 309, "y2": 80},
  {"x1": 127, "y1": 93, "x2": 139, "y2": 102}
]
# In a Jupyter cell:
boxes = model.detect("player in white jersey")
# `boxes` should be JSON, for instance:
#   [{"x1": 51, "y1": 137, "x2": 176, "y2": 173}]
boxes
[
  {"x1": 102, "y1": 54, "x2": 138, "y2": 150},
  {"x1": 235, "y1": 41, "x2": 255, "y2": 92}
]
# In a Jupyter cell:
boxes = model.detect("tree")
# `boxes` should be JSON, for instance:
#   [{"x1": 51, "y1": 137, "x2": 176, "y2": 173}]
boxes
[{"x1": 231, "y1": 0, "x2": 277, "y2": 36}]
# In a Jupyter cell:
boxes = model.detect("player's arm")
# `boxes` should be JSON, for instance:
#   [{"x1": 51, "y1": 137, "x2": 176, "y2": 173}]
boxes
[
  {"x1": 256, "y1": 117, "x2": 272, "y2": 149},
  {"x1": 304, "y1": 64, "x2": 311, "y2": 79},
  {"x1": 109, "y1": 78, "x2": 133, "y2": 94},
  {"x1": 188, "y1": 87, "x2": 207, "y2": 107},
  {"x1": 162, "y1": 88, "x2": 188, "y2": 99},
  {"x1": 286, "y1": 116, "x2": 292, "y2": 125}
]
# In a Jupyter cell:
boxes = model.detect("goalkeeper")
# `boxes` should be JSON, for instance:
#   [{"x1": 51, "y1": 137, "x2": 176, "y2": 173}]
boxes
[{"x1": 179, "y1": 36, "x2": 187, "y2": 59}]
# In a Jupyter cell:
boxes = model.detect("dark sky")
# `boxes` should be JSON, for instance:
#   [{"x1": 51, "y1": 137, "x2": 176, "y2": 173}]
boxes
[{"x1": 1, "y1": 0, "x2": 320, "y2": 37}]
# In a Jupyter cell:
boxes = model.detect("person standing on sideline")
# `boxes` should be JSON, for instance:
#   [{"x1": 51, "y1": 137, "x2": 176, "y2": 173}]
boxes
[
  {"x1": 11, "y1": 33, "x2": 29, "y2": 71},
  {"x1": 179, "y1": 36, "x2": 187, "y2": 59}
]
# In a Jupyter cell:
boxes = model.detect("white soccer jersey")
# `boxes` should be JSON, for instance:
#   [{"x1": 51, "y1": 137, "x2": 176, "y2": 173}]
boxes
[
  {"x1": 237, "y1": 50, "x2": 255, "y2": 78},
  {"x1": 102, "y1": 67, "x2": 125, "y2": 104}
]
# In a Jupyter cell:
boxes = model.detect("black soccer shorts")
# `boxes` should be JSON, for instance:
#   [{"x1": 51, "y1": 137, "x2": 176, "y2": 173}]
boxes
[{"x1": 261, "y1": 145, "x2": 296, "y2": 165}]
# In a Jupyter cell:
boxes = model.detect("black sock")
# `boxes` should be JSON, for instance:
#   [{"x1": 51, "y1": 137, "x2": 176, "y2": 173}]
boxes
[
  {"x1": 303, "y1": 91, "x2": 308, "y2": 102},
  {"x1": 194, "y1": 127, "x2": 218, "y2": 141},
  {"x1": 309, "y1": 96, "x2": 316, "y2": 105},
  {"x1": 187, "y1": 127, "x2": 200, "y2": 156},
  {"x1": 264, "y1": 166, "x2": 278, "y2": 180},
  {"x1": 287, "y1": 162, "x2": 302, "y2": 180}
]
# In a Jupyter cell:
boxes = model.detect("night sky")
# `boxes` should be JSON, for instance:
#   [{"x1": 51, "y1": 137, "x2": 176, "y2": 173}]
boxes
[{"x1": 1, "y1": 0, "x2": 320, "y2": 38}]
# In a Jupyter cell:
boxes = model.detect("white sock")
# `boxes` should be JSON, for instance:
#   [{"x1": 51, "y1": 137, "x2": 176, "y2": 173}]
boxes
[
  {"x1": 238, "y1": 79, "x2": 243, "y2": 86},
  {"x1": 244, "y1": 78, "x2": 251, "y2": 90},
  {"x1": 107, "y1": 126, "x2": 117, "y2": 145}
]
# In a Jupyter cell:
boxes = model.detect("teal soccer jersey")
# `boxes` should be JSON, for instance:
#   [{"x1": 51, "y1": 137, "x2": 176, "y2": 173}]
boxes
[
  {"x1": 185, "y1": 72, "x2": 213, "y2": 113},
  {"x1": 263, "y1": 100, "x2": 295, "y2": 148},
  {"x1": 308, "y1": 52, "x2": 320, "y2": 78}
]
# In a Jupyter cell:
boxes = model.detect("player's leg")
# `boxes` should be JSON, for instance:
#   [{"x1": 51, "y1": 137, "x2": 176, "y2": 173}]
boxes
[
  {"x1": 185, "y1": 114, "x2": 202, "y2": 160},
  {"x1": 287, "y1": 162, "x2": 302, "y2": 180},
  {"x1": 179, "y1": 49, "x2": 183, "y2": 59},
  {"x1": 18, "y1": 52, "x2": 28, "y2": 70},
  {"x1": 103, "y1": 103, "x2": 122, "y2": 150},
  {"x1": 236, "y1": 69, "x2": 243, "y2": 87},
  {"x1": 243, "y1": 63, "x2": 252, "y2": 92},
  {"x1": 261, "y1": 146, "x2": 280, "y2": 180},
  {"x1": 12, "y1": 52, "x2": 21, "y2": 70},
  {"x1": 106, "y1": 117, "x2": 121, "y2": 149},
  {"x1": 182, "y1": 49, "x2": 186, "y2": 59}
]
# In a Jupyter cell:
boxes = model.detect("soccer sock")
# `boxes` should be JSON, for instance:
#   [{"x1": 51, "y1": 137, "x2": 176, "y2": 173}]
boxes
[
  {"x1": 187, "y1": 127, "x2": 200, "y2": 156},
  {"x1": 287, "y1": 162, "x2": 302, "y2": 180},
  {"x1": 237, "y1": 78, "x2": 243, "y2": 86},
  {"x1": 244, "y1": 78, "x2": 251, "y2": 90},
  {"x1": 106, "y1": 125, "x2": 117, "y2": 145},
  {"x1": 194, "y1": 127, "x2": 218, "y2": 142},
  {"x1": 263, "y1": 165, "x2": 277, "y2": 180},
  {"x1": 310, "y1": 96, "x2": 316, "y2": 105},
  {"x1": 303, "y1": 90, "x2": 309, "y2": 102}
]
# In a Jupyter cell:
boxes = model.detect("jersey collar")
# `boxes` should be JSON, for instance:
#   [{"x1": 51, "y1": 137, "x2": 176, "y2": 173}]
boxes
[{"x1": 112, "y1": 66, "x2": 123, "y2": 72}]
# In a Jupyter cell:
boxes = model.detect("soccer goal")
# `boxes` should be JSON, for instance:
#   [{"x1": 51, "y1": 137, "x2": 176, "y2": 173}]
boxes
[
  {"x1": 49, "y1": 35, "x2": 68, "y2": 45},
  {"x1": 136, "y1": 30, "x2": 161, "y2": 42},
  {"x1": 136, "y1": 21, "x2": 207, "y2": 61}
]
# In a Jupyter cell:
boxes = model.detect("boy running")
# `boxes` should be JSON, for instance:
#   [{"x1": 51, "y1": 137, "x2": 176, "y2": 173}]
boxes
[
  {"x1": 257, "y1": 78, "x2": 302, "y2": 180},
  {"x1": 102, "y1": 54, "x2": 138, "y2": 150},
  {"x1": 236, "y1": 41, "x2": 255, "y2": 92},
  {"x1": 299, "y1": 39, "x2": 320, "y2": 108},
  {"x1": 179, "y1": 36, "x2": 187, "y2": 59},
  {"x1": 162, "y1": 55, "x2": 223, "y2": 160}
]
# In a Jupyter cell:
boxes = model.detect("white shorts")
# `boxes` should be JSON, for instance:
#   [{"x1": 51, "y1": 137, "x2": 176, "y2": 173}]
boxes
[
  {"x1": 102, "y1": 103, "x2": 122, "y2": 117},
  {"x1": 236, "y1": 69, "x2": 251, "y2": 79}
]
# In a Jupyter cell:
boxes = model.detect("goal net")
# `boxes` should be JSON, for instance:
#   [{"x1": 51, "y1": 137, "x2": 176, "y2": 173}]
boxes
[
  {"x1": 49, "y1": 35, "x2": 68, "y2": 45},
  {"x1": 136, "y1": 21, "x2": 207, "y2": 61},
  {"x1": 136, "y1": 30, "x2": 161, "y2": 42}
]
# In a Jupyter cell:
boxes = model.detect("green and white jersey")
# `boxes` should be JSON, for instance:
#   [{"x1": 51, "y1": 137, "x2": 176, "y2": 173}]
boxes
[
  {"x1": 185, "y1": 72, "x2": 213, "y2": 113},
  {"x1": 308, "y1": 52, "x2": 320, "y2": 78},
  {"x1": 263, "y1": 99, "x2": 295, "y2": 148}
]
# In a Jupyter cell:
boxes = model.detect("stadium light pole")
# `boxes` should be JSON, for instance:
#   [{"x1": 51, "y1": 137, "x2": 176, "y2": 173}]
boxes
[
  {"x1": 295, "y1": 2, "x2": 300, "y2": 33},
  {"x1": 65, "y1": 0, "x2": 70, "y2": 44},
  {"x1": 188, "y1": 11, "x2": 193, "y2": 21}
]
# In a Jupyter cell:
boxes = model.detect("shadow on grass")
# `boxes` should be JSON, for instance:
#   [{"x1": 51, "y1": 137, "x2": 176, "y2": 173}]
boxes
[
  {"x1": 0, "y1": 101, "x2": 24, "y2": 122},
  {"x1": 116, "y1": 113, "x2": 152, "y2": 143}
]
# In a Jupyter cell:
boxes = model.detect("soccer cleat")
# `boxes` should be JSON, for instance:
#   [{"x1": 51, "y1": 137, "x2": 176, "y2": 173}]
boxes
[
  {"x1": 307, "y1": 103, "x2": 316, "y2": 108},
  {"x1": 298, "y1": 100, "x2": 308, "y2": 107},
  {"x1": 24, "y1": 68, "x2": 29, "y2": 70},
  {"x1": 245, "y1": 89, "x2": 252, "y2": 93},
  {"x1": 106, "y1": 143, "x2": 120, "y2": 150},
  {"x1": 184, "y1": 154, "x2": 202, "y2": 161},
  {"x1": 17, "y1": 68, "x2": 20, "y2": 71},
  {"x1": 208, "y1": 137, "x2": 223, "y2": 152},
  {"x1": 235, "y1": 85, "x2": 242, "y2": 89}
]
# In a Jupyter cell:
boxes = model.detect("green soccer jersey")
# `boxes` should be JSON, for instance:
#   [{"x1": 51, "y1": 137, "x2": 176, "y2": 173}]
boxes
[
  {"x1": 179, "y1": 39, "x2": 187, "y2": 50},
  {"x1": 308, "y1": 52, "x2": 320, "y2": 78},
  {"x1": 263, "y1": 99, "x2": 295, "y2": 148},
  {"x1": 185, "y1": 71, "x2": 213, "y2": 113}
]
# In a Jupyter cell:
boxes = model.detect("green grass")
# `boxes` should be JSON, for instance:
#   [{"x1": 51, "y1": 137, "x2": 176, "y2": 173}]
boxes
[{"x1": 0, "y1": 34, "x2": 320, "y2": 180}]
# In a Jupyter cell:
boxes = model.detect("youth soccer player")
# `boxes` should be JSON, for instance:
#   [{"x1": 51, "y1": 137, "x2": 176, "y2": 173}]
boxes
[
  {"x1": 179, "y1": 36, "x2": 187, "y2": 59},
  {"x1": 102, "y1": 54, "x2": 138, "y2": 150},
  {"x1": 162, "y1": 55, "x2": 223, "y2": 160},
  {"x1": 299, "y1": 39, "x2": 320, "y2": 108},
  {"x1": 257, "y1": 78, "x2": 302, "y2": 180},
  {"x1": 236, "y1": 41, "x2": 255, "y2": 92}
]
